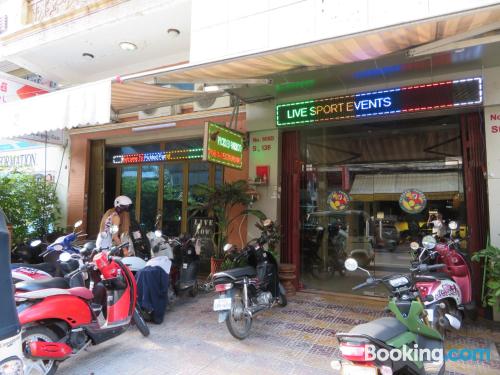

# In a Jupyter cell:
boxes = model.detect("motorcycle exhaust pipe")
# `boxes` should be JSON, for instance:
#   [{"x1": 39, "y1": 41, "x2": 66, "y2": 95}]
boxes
[
  {"x1": 247, "y1": 305, "x2": 267, "y2": 317},
  {"x1": 25, "y1": 341, "x2": 73, "y2": 360}
]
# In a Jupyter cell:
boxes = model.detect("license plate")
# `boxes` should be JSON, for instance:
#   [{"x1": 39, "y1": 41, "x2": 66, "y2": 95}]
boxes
[
  {"x1": 213, "y1": 298, "x2": 232, "y2": 311},
  {"x1": 342, "y1": 364, "x2": 377, "y2": 375},
  {"x1": 183, "y1": 263, "x2": 188, "y2": 269}
]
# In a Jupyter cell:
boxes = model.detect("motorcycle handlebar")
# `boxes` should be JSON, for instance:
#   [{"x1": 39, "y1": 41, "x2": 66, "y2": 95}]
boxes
[
  {"x1": 411, "y1": 263, "x2": 446, "y2": 273},
  {"x1": 352, "y1": 278, "x2": 377, "y2": 291}
]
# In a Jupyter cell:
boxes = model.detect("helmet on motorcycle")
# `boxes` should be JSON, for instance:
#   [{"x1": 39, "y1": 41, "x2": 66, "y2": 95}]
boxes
[{"x1": 114, "y1": 195, "x2": 132, "y2": 212}]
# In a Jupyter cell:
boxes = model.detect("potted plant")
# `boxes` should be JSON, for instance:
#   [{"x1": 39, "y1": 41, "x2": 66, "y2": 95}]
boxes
[
  {"x1": 189, "y1": 179, "x2": 264, "y2": 274},
  {"x1": 472, "y1": 239, "x2": 500, "y2": 321}
]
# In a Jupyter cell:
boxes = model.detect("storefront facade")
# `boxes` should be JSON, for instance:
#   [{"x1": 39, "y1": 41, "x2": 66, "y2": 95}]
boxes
[
  {"x1": 247, "y1": 72, "x2": 490, "y2": 301},
  {"x1": 66, "y1": 111, "x2": 248, "y2": 262}
]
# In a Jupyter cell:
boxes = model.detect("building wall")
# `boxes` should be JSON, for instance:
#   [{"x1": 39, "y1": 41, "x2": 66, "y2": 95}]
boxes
[
  {"x1": 482, "y1": 67, "x2": 500, "y2": 247},
  {"x1": 0, "y1": 143, "x2": 69, "y2": 229},
  {"x1": 190, "y1": 0, "x2": 498, "y2": 64}
]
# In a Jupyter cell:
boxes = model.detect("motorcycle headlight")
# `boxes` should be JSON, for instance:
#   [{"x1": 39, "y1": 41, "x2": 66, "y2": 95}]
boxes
[
  {"x1": 0, "y1": 356, "x2": 23, "y2": 375},
  {"x1": 389, "y1": 276, "x2": 409, "y2": 288}
]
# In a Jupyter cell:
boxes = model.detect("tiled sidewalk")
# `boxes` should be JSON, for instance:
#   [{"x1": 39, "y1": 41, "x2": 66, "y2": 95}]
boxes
[{"x1": 57, "y1": 291, "x2": 500, "y2": 375}]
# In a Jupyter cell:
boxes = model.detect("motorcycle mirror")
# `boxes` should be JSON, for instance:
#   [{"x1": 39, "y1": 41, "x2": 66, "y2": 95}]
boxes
[
  {"x1": 59, "y1": 252, "x2": 71, "y2": 262},
  {"x1": 30, "y1": 239, "x2": 42, "y2": 247},
  {"x1": 154, "y1": 230, "x2": 163, "y2": 238},
  {"x1": 425, "y1": 294, "x2": 434, "y2": 302},
  {"x1": 410, "y1": 242, "x2": 420, "y2": 251},
  {"x1": 74, "y1": 220, "x2": 83, "y2": 229},
  {"x1": 344, "y1": 258, "x2": 358, "y2": 272},
  {"x1": 448, "y1": 221, "x2": 458, "y2": 231},
  {"x1": 223, "y1": 243, "x2": 233, "y2": 252},
  {"x1": 422, "y1": 235, "x2": 437, "y2": 250},
  {"x1": 111, "y1": 225, "x2": 119, "y2": 234},
  {"x1": 52, "y1": 244, "x2": 64, "y2": 252}
]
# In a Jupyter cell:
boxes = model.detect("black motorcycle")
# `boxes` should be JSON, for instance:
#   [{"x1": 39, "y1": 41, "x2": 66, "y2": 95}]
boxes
[
  {"x1": 168, "y1": 227, "x2": 201, "y2": 298},
  {"x1": 212, "y1": 219, "x2": 287, "y2": 340}
]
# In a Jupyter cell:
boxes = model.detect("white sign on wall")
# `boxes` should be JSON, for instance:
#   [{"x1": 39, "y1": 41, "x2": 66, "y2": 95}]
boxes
[{"x1": 485, "y1": 106, "x2": 500, "y2": 246}]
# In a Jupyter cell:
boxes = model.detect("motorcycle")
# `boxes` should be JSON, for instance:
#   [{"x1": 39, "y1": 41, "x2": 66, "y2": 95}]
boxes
[
  {"x1": 11, "y1": 220, "x2": 88, "y2": 284},
  {"x1": 212, "y1": 219, "x2": 287, "y2": 340},
  {"x1": 409, "y1": 221, "x2": 476, "y2": 334},
  {"x1": 16, "y1": 241, "x2": 150, "y2": 375},
  {"x1": 332, "y1": 258, "x2": 445, "y2": 375}
]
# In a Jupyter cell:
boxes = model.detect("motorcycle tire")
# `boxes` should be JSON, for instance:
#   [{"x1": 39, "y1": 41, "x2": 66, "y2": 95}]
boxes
[
  {"x1": 133, "y1": 307, "x2": 150, "y2": 337},
  {"x1": 277, "y1": 283, "x2": 287, "y2": 307},
  {"x1": 226, "y1": 292, "x2": 252, "y2": 340},
  {"x1": 188, "y1": 280, "x2": 199, "y2": 298},
  {"x1": 22, "y1": 326, "x2": 60, "y2": 375}
]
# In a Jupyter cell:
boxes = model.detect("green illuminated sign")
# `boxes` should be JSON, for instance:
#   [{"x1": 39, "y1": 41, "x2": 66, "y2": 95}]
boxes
[{"x1": 203, "y1": 122, "x2": 244, "y2": 169}]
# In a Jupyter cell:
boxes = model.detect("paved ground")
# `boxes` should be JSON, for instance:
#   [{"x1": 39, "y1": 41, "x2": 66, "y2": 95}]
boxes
[{"x1": 58, "y1": 291, "x2": 500, "y2": 375}]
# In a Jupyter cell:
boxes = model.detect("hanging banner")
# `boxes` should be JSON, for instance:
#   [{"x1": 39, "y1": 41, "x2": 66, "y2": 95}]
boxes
[
  {"x1": 399, "y1": 189, "x2": 427, "y2": 214},
  {"x1": 327, "y1": 190, "x2": 350, "y2": 211},
  {"x1": 203, "y1": 122, "x2": 244, "y2": 169}
]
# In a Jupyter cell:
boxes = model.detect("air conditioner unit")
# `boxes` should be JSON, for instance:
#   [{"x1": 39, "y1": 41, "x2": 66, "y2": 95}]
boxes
[
  {"x1": 138, "y1": 106, "x2": 179, "y2": 120},
  {"x1": 193, "y1": 83, "x2": 232, "y2": 112}
]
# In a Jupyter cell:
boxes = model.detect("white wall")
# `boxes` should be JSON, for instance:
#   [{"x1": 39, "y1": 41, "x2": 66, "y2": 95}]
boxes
[
  {"x1": 190, "y1": 0, "x2": 499, "y2": 63},
  {"x1": 247, "y1": 101, "x2": 280, "y2": 241},
  {"x1": 483, "y1": 67, "x2": 500, "y2": 247},
  {"x1": 0, "y1": 144, "x2": 69, "y2": 229}
]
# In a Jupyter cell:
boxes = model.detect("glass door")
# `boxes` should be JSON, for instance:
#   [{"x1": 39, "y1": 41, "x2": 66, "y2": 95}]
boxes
[
  {"x1": 140, "y1": 165, "x2": 160, "y2": 231},
  {"x1": 121, "y1": 166, "x2": 138, "y2": 220},
  {"x1": 163, "y1": 163, "x2": 184, "y2": 236}
]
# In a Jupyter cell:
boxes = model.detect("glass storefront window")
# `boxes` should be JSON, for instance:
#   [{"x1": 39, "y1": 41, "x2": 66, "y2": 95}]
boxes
[
  {"x1": 140, "y1": 165, "x2": 160, "y2": 231},
  {"x1": 121, "y1": 166, "x2": 138, "y2": 219},
  {"x1": 188, "y1": 162, "x2": 209, "y2": 207},
  {"x1": 299, "y1": 116, "x2": 467, "y2": 296},
  {"x1": 215, "y1": 164, "x2": 224, "y2": 186},
  {"x1": 163, "y1": 163, "x2": 184, "y2": 236}
]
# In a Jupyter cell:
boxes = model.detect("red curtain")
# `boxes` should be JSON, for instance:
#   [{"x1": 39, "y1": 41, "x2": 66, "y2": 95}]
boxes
[
  {"x1": 280, "y1": 131, "x2": 302, "y2": 287},
  {"x1": 460, "y1": 112, "x2": 488, "y2": 304}
]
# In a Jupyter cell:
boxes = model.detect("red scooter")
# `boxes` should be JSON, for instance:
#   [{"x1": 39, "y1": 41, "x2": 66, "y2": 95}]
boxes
[
  {"x1": 16, "y1": 242, "x2": 149, "y2": 375},
  {"x1": 410, "y1": 221, "x2": 476, "y2": 334}
]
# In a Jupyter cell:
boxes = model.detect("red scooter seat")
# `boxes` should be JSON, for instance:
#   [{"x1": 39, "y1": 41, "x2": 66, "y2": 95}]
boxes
[{"x1": 68, "y1": 287, "x2": 93, "y2": 300}]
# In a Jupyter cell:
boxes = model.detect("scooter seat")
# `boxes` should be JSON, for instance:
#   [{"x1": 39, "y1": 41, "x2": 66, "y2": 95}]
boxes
[
  {"x1": 347, "y1": 317, "x2": 407, "y2": 343},
  {"x1": 68, "y1": 287, "x2": 94, "y2": 300},
  {"x1": 16, "y1": 288, "x2": 71, "y2": 300},
  {"x1": 213, "y1": 266, "x2": 257, "y2": 281},
  {"x1": 16, "y1": 277, "x2": 69, "y2": 292},
  {"x1": 11, "y1": 262, "x2": 56, "y2": 274}
]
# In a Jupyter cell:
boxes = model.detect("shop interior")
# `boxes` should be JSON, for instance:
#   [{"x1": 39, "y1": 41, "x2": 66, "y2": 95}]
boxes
[
  {"x1": 298, "y1": 115, "x2": 467, "y2": 296},
  {"x1": 105, "y1": 138, "x2": 222, "y2": 239}
]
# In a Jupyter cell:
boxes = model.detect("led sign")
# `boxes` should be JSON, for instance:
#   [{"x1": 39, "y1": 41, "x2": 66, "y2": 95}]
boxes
[
  {"x1": 203, "y1": 122, "x2": 244, "y2": 169},
  {"x1": 276, "y1": 77, "x2": 482, "y2": 127},
  {"x1": 112, "y1": 148, "x2": 203, "y2": 164}
]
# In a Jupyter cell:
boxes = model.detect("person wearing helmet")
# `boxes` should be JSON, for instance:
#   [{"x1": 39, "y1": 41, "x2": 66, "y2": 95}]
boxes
[{"x1": 96, "y1": 195, "x2": 132, "y2": 255}]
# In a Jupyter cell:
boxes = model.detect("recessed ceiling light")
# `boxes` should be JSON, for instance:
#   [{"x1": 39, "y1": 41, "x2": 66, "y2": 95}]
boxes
[
  {"x1": 167, "y1": 28, "x2": 180, "y2": 36},
  {"x1": 119, "y1": 42, "x2": 138, "y2": 51},
  {"x1": 82, "y1": 52, "x2": 94, "y2": 60}
]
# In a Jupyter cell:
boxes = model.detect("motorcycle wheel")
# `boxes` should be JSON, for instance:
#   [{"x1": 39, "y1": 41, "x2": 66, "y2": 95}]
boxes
[
  {"x1": 133, "y1": 307, "x2": 150, "y2": 337},
  {"x1": 277, "y1": 283, "x2": 287, "y2": 307},
  {"x1": 22, "y1": 326, "x2": 59, "y2": 375},
  {"x1": 226, "y1": 292, "x2": 252, "y2": 340},
  {"x1": 188, "y1": 280, "x2": 199, "y2": 298}
]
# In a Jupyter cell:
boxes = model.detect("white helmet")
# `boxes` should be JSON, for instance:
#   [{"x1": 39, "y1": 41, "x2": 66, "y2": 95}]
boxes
[
  {"x1": 114, "y1": 195, "x2": 132, "y2": 208},
  {"x1": 122, "y1": 256, "x2": 146, "y2": 272}
]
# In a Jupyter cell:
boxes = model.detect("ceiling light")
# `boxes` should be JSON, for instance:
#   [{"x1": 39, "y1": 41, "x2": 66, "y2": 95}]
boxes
[
  {"x1": 454, "y1": 48, "x2": 465, "y2": 54},
  {"x1": 82, "y1": 52, "x2": 94, "y2": 60},
  {"x1": 167, "y1": 28, "x2": 180, "y2": 36},
  {"x1": 120, "y1": 42, "x2": 138, "y2": 51}
]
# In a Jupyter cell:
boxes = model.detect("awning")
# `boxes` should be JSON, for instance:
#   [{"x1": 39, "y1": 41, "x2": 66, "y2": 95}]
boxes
[
  {"x1": 111, "y1": 81, "x2": 200, "y2": 112},
  {"x1": 0, "y1": 79, "x2": 111, "y2": 138},
  {"x1": 120, "y1": 6, "x2": 500, "y2": 83},
  {"x1": 350, "y1": 172, "x2": 464, "y2": 201}
]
